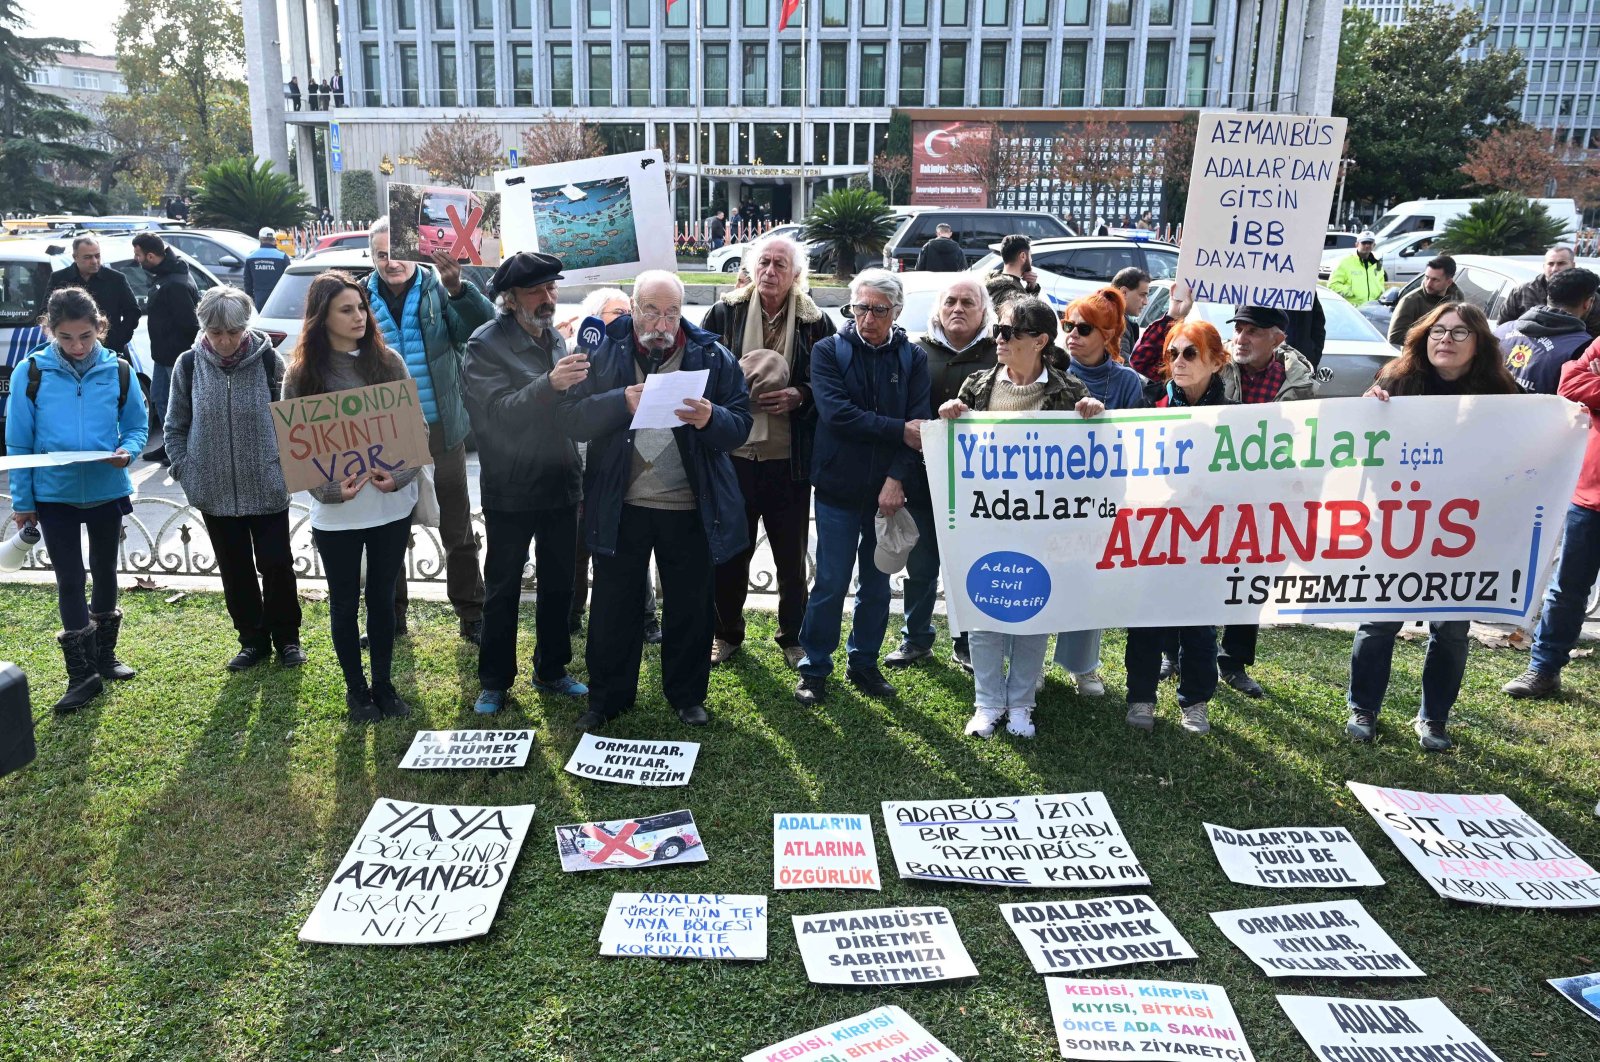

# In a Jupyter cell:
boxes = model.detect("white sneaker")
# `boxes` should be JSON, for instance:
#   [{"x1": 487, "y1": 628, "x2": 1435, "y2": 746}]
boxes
[
  {"x1": 965, "y1": 706, "x2": 1006, "y2": 738},
  {"x1": 1072, "y1": 669, "x2": 1106, "y2": 697},
  {"x1": 1006, "y1": 706, "x2": 1036, "y2": 738},
  {"x1": 1180, "y1": 701, "x2": 1211, "y2": 734},
  {"x1": 1125, "y1": 702, "x2": 1155, "y2": 730}
]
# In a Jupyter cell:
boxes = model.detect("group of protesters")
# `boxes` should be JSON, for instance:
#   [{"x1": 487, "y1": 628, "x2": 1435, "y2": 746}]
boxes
[{"x1": 8, "y1": 225, "x2": 1600, "y2": 754}]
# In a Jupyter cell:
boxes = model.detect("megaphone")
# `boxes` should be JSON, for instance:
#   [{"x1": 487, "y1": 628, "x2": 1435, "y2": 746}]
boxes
[{"x1": 0, "y1": 522, "x2": 40, "y2": 574}]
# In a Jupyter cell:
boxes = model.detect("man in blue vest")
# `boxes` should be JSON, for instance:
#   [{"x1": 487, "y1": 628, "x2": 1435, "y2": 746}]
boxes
[
  {"x1": 242, "y1": 227, "x2": 290, "y2": 310},
  {"x1": 367, "y1": 217, "x2": 494, "y2": 641}
]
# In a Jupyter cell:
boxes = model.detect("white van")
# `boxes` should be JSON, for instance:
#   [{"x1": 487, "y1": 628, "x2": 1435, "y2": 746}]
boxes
[{"x1": 1371, "y1": 198, "x2": 1581, "y2": 243}]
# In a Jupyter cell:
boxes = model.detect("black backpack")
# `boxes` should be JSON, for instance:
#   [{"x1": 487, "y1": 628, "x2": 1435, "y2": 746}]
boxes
[{"x1": 26, "y1": 354, "x2": 131, "y2": 411}]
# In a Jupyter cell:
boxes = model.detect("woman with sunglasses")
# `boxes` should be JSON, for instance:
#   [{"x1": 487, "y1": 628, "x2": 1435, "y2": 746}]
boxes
[
  {"x1": 938, "y1": 296, "x2": 1104, "y2": 739},
  {"x1": 1050, "y1": 287, "x2": 1149, "y2": 697},
  {"x1": 1122, "y1": 320, "x2": 1234, "y2": 735},
  {"x1": 1345, "y1": 302, "x2": 1519, "y2": 752},
  {"x1": 283, "y1": 270, "x2": 420, "y2": 724}
]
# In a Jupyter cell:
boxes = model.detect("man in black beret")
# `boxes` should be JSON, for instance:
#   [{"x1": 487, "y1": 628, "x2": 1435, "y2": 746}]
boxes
[{"x1": 460, "y1": 251, "x2": 593, "y2": 715}]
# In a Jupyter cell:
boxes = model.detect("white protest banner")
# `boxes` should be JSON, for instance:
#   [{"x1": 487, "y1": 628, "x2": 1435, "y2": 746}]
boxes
[
  {"x1": 1204, "y1": 822, "x2": 1383, "y2": 888},
  {"x1": 1348, "y1": 781, "x2": 1600, "y2": 908},
  {"x1": 742, "y1": 1005, "x2": 962, "y2": 1062},
  {"x1": 554, "y1": 808, "x2": 707, "y2": 872},
  {"x1": 999, "y1": 895, "x2": 1195, "y2": 975},
  {"x1": 563, "y1": 732, "x2": 699, "y2": 786},
  {"x1": 1547, "y1": 971, "x2": 1600, "y2": 1026},
  {"x1": 270, "y1": 378, "x2": 434, "y2": 495},
  {"x1": 399, "y1": 729, "x2": 534, "y2": 769},
  {"x1": 493, "y1": 149, "x2": 675, "y2": 285},
  {"x1": 774, "y1": 812, "x2": 882, "y2": 891},
  {"x1": 1277, "y1": 995, "x2": 1505, "y2": 1062},
  {"x1": 792, "y1": 906, "x2": 977, "y2": 986},
  {"x1": 598, "y1": 892, "x2": 767, "y2": 960},
  {"x1": 1046, "y1": 978, "x2": 1255, "y2": 1062},
  {"x1": 922, "y1": 395, "x2": 1587, "y2": 635},
  {"x1": 1177, "y1": 112, "x2": 1347, "y2": 313},
  {"x1": 882, "y1": 792, "x2": 1148, "y2": 888},
  {"x1": 1210, "y1": 899, "x2": 1423, "y2": 979},
  {"x1": 298, "y1": 798, "x2": 534, "y2": 945}
]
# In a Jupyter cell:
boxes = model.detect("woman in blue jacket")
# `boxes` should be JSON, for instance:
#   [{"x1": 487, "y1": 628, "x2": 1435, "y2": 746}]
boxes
[{"x1": 5, "y1": 287, "x2": 148, "y2": 713}]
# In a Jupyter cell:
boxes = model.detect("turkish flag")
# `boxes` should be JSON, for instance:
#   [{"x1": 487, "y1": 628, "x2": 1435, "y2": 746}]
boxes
[{"x1": 777, "y1": 0, "x2": 801, "y2": 29}]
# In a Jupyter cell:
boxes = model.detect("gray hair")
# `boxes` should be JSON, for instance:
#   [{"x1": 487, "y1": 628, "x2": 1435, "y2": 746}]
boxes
[
  {"x1": 632, "y1": 269, "x2": 685, "y2": 305},
  {"x1": 925, "y1": 274, "x2": 997, "y2": 336},
  {"x1": 368, "y1": 216, "x2": 390, "y2": 240},
  {"x1": 848, "y1": 269, "x2": 904, "y2": 312},
  {"x1": 745, "y1": 232, "x2": 810, "y2": 291},
  {"x1": 579, "y1": 286, "x2": 630, "y2": 318},
  {"x1": 196, "y1": 285, "x2": 255, "y2": 332},
  {"x1": 71, "y1": 235, "x2": 100, "y2": 255}
]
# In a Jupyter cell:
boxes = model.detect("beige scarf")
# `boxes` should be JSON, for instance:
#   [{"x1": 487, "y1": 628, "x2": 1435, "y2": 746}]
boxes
[{"x1": 739, "y1": 287, "x2": 798, "y2": 451}]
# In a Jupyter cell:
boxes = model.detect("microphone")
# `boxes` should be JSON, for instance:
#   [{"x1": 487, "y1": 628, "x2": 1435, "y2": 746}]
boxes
[{"x1": 575, "y1": 315, "x2": 606, "y2": 360}]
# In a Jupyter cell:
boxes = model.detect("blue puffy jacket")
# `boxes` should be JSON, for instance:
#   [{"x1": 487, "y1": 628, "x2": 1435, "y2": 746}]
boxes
[
  {"x1": 367, "y1": 266, "x2": 494, "y2": 450},
  {"x1": 4, "y1": 343, "x2": 149, "y2": 512},
  {"x1": 808, "y1": 323, "x2": 931, "y2": 508},
  {"x1": 559, "y1": 316, "x2": 752, "y2": 565}
]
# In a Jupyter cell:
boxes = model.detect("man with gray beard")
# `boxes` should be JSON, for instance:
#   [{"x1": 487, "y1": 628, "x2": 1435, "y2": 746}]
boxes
[{"x1": 461, "y1": 252, "x2": 592, "y2": 715}]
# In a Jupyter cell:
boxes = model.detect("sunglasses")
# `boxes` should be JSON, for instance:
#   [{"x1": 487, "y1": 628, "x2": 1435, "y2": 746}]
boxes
[
  {"x1": 1063, "y1": 320, "x2": 1097, "y2": 337},
  {"x1": 992, "y1": 324, "x2": 1045, "y2": 341},
  {"x1": 1169, "y1": 345, "x2": 1201, "y2": 362}
]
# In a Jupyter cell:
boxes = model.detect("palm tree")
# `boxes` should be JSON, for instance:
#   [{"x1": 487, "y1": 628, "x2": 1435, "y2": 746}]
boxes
[
  {"x1": 1436, "y1": 192, "x2": 1567, "y2": 256},
  {"x1": 801, "y1": 188, "x2": 897, "y2": 281},
  {"x1": 191, "y1": 157, "x2": 312, "y2": 234}
]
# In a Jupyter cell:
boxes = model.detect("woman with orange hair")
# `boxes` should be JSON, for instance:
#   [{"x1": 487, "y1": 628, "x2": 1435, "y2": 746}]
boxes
[{"x1": 1120, "y1": 319, "x2": 1234, "y2": 736}]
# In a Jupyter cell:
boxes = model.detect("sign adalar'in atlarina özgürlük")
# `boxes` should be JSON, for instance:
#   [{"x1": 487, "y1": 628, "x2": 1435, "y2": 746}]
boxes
[
  {"x1": 271, "y1": 378, "x2": 433, "y2": 495},
  {"x1": 922, "y1": 395, "x2": 1588, "y2": 635}
]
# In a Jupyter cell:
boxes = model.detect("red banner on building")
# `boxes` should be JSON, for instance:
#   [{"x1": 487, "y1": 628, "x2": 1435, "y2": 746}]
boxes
[{"x1": 910, "y1": 120, "x2": 992, "y2": 208}]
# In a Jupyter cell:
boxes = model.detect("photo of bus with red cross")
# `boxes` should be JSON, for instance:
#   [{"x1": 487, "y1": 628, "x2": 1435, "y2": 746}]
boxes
[{"x1": 556, "y1": 810, "x2": 707, "y2": 873}]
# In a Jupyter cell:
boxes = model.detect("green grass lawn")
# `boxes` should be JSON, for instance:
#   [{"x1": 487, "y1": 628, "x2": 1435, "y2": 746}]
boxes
[{"x1": 2, "y1": 582, "x2": 1599, "y2": 1061}]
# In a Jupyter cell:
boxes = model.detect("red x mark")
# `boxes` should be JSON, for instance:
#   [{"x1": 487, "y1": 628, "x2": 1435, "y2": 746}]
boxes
[
  {"x1": 445, "y1": 203, "x2": 485, "y2": 264},
  {"x1": 582, "y1": 821, "x2": 649, "y2": 863}
]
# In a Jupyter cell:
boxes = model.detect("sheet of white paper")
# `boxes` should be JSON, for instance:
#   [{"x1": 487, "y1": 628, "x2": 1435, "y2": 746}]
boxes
[
  {"x1": 1000, "y1": 895, "x2": 1196, "y2": 975},
  {"x1": 742, "y1": 1006, "x2": 963, "y2": 1062},
  {"x1": 0, "y1": 450, "x2": 118, "y2": 470},
  {"x1": 398, "y1": 729, "x2": 534, "y2": 769},
  {"x1": 1210, "y1": 899, "x2": 1424, "y2": 979},
  {"x1": 792, "y1": 906, "x2": 977, "y2": 986},
  {"x1": 599, "y1": 892, "x2": 768, "y2": 960},
  {"x1": 564, "y1": 732, "x2": 700, "y2": 786},
  {"x1": 1277, "y1": 995, "x2": 1505, "y2": 1062},
  {"x1": 1203, "y1": 822, "x2": 1384, "y2": 888},
  {"x1": 629, "y1": 369, "x2": 710, "y2": 430}
]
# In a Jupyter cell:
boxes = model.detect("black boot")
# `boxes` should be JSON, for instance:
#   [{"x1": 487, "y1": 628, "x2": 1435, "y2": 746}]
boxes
[
  {"x1": 90, "y1": 608, "x2": 136, "y2": 681},
  {"x1": 54, "y1": 623, "x2": 105, "y2": 714},
  {"x1": 346, "y1": 681, "x2": 381, "y2": 724}
]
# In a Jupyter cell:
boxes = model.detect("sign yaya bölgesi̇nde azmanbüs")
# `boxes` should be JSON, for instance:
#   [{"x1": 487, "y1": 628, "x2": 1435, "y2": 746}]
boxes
[
  {"x1": 792, "y1": 906, "x2": 977, "y2": 986},
  {"x1": 1177, "y1": 112, "x2": 1347, "y2": 312},
  {"x1": 1047, "y1": 979, "x2": 1255, "y2": 1062},
  {"x1": 882, "y1": 793, "x2": 1149, "y2": 888},
  {"x1": 563, "y1": 732, "x2": 699, "y2": 786},
  {"x1": 1000, "y1": 895, "x2": 1196, "y2": 975},
  {"x1": 399, "y1": 729, "x2": 534, "y2": 769},
  {"x1": 1210, "y1": 899, "x2": 1424, "y2": 979},
  {"x1": 1277, "y1": 995, "x2": 1505, "y2": 1062},
  {"x1": 1348, "y1": 781, "x2": 1600, "y2": 908},
  {"x1": 1204, "y1": 822, "x2": 1384, "y2": 888},
  {"x1": 922, "y1": 395, "x2": 1587, "y2": 636},
  {"x1": 298, "y1": 799, "x2": 535, "y2": 945},
  {"x1": 742, "y1": 1006, "x2": 962, "y2": 1062},
  {"x1": 270, "y1": 379, "x2": 434, "y2": 495},
  {"x1": 774, "y1": 812, "x2": 882, "y2": 890}
]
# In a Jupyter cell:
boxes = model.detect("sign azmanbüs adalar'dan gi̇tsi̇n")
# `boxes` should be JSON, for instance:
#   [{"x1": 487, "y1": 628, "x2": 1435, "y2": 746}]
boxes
[{"x1": 922, "y1": 395, "x2": 1588, "y2": 635}]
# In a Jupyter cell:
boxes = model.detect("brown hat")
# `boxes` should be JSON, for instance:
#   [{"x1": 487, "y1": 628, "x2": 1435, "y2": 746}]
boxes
[{"x1": 739, "y1": 348, "x2": 789, "y2": 396}]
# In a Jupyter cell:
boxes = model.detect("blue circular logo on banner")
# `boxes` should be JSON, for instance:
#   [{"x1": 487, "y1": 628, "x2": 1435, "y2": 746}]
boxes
[{"x1": 966, "y1": 552, "x2": 1051, "y2": 623}]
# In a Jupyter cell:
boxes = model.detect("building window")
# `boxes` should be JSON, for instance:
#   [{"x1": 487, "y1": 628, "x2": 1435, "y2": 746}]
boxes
[
  {"x1": 1149, "y1": 0, "x2": 1172, "y2": 22},
  {"x1": 1185, "y1": 42, "x2": 1209, "y2": 106},
  {"x1": 1101, "y1": 41, "x2": 1128, "y2": 105},
  {"x1": 627, "y1": 0, "x2": 650, "y2": 26},
  {"x1": 942, "y1": 0, "x2": 968, "y2": 24},
  {"x1": 474, "y1": 42, "x2": 496, "y2": 105},
  {"x1": 1019, "y1": 40, "x2": 1047, "y2": 106},
  {"x1": 396, "y1": 0, "x2": 416, "y2": 29},
  {"x1": 627, "y1": 43, "x2": 650, "y2": 106},
  {"x1": 755, "y1": 122, "x2": 788, "y2": 164},
  {"x1": 588, "y1": 43, "x2": 612, "y2": 106},
  {"x1": 1023, "y1": 0, "x2": 1046, "y2": 24},
  {"x1": 902, "y1": 0, "x2": 927, "y2": 24},
  {"x1": 1144, "y1": 40, "x2": 1170, "y2": 105},
  {"x1": 550, "y1": 43, "x2": 573, "y2": 105},
  {"x1": 743, "y1": 43, "x2": 768, "y2": 106},
  {"x1": 823, "y1": 0, "x2": 846, "y2": 25},
  {"x1": 860, "y1": 42, "x2": 886, "y2": 106},
  {"x1": 979, "y1": 41, "x2": 1006, "y2": 105},
  {"x1": 433, "y1": 0, "x2": 454, "y2": 29},
  {"x1": 705, "y1": 0, "x2": 728, "y2": 27},
  {"x1": 509, "y1": 0, "x2": 528, "y2": 27},
  {"x1": 361, "y1": 42, "x2": 382, "y2": 105},
  {"x1": 820, "y1": 42, "x2": 847, "y2": 106},
  {"x1": 437, "y1": 43, "x2": 458, "y2": 105},
  {"x1": 704, "y1": 43, "x2": 729, "y2": 105},
  {"x1": 666, "y1": 0, "x2": 686, "y2": 24},
  {"x1": 549, "y1": 0, "x2": 571, "y2": 28},
  {"x1": 398, "y1": 42, "x2": 420, "y2": 104},
  {"x1": 1063, "y1": 0, "x2": 1086, "y2": 23},
  {"x1": 1105, "y1": 0, "x2": 1130, "y2": 24},
  {"x1": 864, "y1": 0, "x2": 888, "y2": 25},
  {"x1": 1059, "y1": 39, "x2": 1087, "y2": 106},
  {"x1": 665, "y1": 43, "x2": 689, "y2": 105},
  {"x1": 939, "y1": 41, "x2": 965, "y2": 104},
  {"x1": 72, "y1": 71, "x2": 102, "y2": 90},
  {"x1": 359, "y1": 0, "x2": 377, "y2": 29},
  {"x1": 512, "y1": 43, "x2": 534, "y2": 105},
  {"x1": 1192, "y1": 0, "x2": 1214, "y2": 23},
  {"x1": 898, "y1": 41, "x2": 926, "y2": 105},
  {"x1": 586, "y1": 0, "x2": 609, "y2": 27},
  {"x1": 743, "y1": 0, "x2": 767, "y2": 25},
  {"x1": 781, "y1": 42, "x2": 802, "y2": 105},
  {"x1": 24, "y1": 67, "x2": 49, "y2": 85},
  {"x1": 982, "y1": 0, "x2": 1007, "y2": 25}
]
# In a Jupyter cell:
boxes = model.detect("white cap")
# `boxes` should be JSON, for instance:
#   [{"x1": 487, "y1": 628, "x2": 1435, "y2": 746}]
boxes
[
  {"x1": 259, "y1": 226, "x2": 276, "y2": 239},
  {"x1": 1357, "y1": 230, "x2": 1377, "y2": 243},
  {"x1": 873, "y1": 508, "x2": 921, "y2": 575}
]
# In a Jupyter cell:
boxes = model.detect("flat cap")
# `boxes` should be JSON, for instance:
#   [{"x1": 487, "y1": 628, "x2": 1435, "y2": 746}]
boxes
[
  {"x1": 490, "y1": 251, "x2": 564, "y2": 293},
  {"x1": 1228, "y1": 305, "x2": 1291, "y2": 331}
]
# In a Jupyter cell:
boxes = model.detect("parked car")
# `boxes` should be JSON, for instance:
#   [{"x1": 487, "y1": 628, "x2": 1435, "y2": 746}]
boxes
[
  {"x1": 1138, "y1": 279, "x2": 1397, "y2": 398},
  {"x1": 824, "y1": 270, "x2": 974, "y2": 333},
  {"x1": 883, "y1": 208, "x2": 1075, "y2": 271},
  {"x1": 1358, "y1": 253, "x2": 1600, "y2": 334},
  {"x1": 706, "y1": 223, "x2": 804, "y2": 274},
  {"x1": 305, "y1": 230, "x2": 370, "y2": 258},
  {"x1": 163, "y1": 228, "x2": 258, "y2": 285},
  {"x1": 970, "y1": 235, "x2": 1180, "y2": 308},
  {"x1": 1325, "y1": 231, "x2": 1360, "y2": 251},
  {"x1": 1318, "y1": 230, "x2": 1442, "y2": 284},
  {"x1": 1370, "y1": 198, "x2": 1581, "y2": 243}
]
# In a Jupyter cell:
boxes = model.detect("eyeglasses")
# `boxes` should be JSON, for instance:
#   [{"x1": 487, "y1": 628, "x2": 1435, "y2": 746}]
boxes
[
  {"x1": 636, "y1": 307, "x2": 682, "y2": 322},
  {"x1": 1063, "y1": 320, "x2": 1097, "y2": 337},
  {"x1": 850, "y1": 303, "x2": 894, "y2": 319},
  {"x1": 1169, "y1": 345, "x2": 1201, "y2": 362},
  {"x1": 992, "y1": 324, "x2": 1044, "y2": 342},
  {"x1": 1427, "y1": 325, "x2": 1473, "y2": 342}
]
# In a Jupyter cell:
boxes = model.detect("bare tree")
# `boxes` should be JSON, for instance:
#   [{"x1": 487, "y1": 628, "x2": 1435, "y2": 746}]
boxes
[
  {"x1": 875, "y1": 154, "x2": 910, "y2": 205},
  {"x1": 414, "y1": 114, "x2": 504, "y2": 188},
  {"x1": 1460, "y1": 123, "x2": 1600, "y2": 203},
  {"x1": 520, "y1": 113, "x2": 607, "y2": 166}
]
